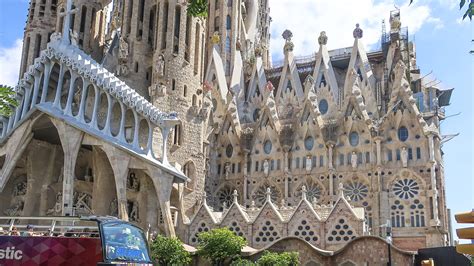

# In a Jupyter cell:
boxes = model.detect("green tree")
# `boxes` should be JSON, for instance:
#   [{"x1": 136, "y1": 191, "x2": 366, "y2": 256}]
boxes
[
  {"x1": 0, "y1": 85, "x2": 18, "y2": 117},
  {"x1": 150, "y1": 235, "x2": 192, "y2": 266},
  {"x1": 256, "y1": 251, "x2": 299, "y2": 266},
  {"x1": 188, "y1": 0, "x2": 208, "y2": 17},
  {"x1": 410, "y1": 0, "x2": 474, "y2": 20},
  {"x1": 197, "y1": 227, "x2": 246, "y2": 266}
]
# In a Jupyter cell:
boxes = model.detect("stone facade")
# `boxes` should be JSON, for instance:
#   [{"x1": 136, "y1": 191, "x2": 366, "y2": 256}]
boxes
[{"x1": 3, "y1": 0, "x2": 452, "y2": 257}]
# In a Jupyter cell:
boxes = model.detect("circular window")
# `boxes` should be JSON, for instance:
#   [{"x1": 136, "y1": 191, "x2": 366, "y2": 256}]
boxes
[
  {"x1": 349, "y1": 132, "x2": 359, "y2": 146},
  {"x1": 393, "y1": 178, "x2": 419, "y2": 200},
  {"x1": 264, "y1": 140, "x2": 272, "y2": 154},
  {"x1": 226, "y1": 144, "x2": 233, "y2": 158},
  {"x1": 398, "y1": 127, "x2": 409, "y2": 141},
  {"x1": 253, "y1": 108, "x2": 261, "y2": 121},
  {"x1": 304, "y1": 136, "x2": 314, "y2": 151},
  {"x1": 343, "y1": 181, "x2": 369, "y2": 202},
  {"x1": 319, "y1": 99, "x2": 329, "y2": 115}
]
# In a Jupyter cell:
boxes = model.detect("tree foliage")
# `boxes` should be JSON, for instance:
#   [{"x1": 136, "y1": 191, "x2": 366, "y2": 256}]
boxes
[
  {"x1": 410, "y1": 0, "x2": 474, "y2": 20},
  {"x1": 150, "y1": 235, "x2": 192, "y2": 266},
  {"x1": 255, "y1": 251, "x2": 299, "y2": 266},
  {"x1": 0, "y1": 85, "x2": 18, "y2": 117},
  {"x1": 188, "y1": 0, "x2": 208, "y2": 17},
  {"x1": 197, "y1": 227, "x2": 246, "y2": 265},
  {"x1": 230, "y1": 258, "x2": 256, "y2": 266}
]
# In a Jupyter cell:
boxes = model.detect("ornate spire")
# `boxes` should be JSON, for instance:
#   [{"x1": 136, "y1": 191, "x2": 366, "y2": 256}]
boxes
[
  {"x1": 353, "y1": 23, "x2": 363, "y2": 39},
  {"x1": 318, "y1": 31, "x2": 328, "y2": 45}
]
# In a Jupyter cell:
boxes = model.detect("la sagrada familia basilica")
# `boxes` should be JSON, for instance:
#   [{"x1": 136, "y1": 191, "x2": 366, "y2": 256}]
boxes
[{"x1": 0, "y1": 0, "x2": 455, "y2": 263}]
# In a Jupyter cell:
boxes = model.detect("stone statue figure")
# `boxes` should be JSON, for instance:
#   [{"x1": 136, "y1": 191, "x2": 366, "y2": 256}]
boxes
[
  {"x1": 129, "y1": 202, "x2": 139, "y2": 222},
  {"x1": 353, "y1": 23, "x2": 363, "y2": 39},
  {"x1": 263, "y1": 159, "x2": 270, "y2": 176},
  {"x1": 47, "y1": 192, "x2": 63, "y2": 215},
  {"x1": 351, "y1": 152, "x2": 358, "y2": 169},
  {"x1": 118, "y1": 37, "x2": 129, "y2": 60},
  {"x1": 224, "y1": 162, "x2": 232, "y2": 179},
  {"x1": 401, "y1": 147, "x2": 408, "y2": 168},
  {"x1": 116, "y1": 64, "x2": 129, "y2": 77},
  {"x1": 109, "y1": 198, "x2": 118, "y2": 217},
  {"x1": 69, "y1": 29, "x2": 79, "y2": 46},
  {"x1": 305, "y1": 156, "x2": 312, "y2": 172},
  {"x1": 13, "y1": 181, "x2": 27, "y2": 197},
  {"x1": 318, "y1": 31, "x2": 328, "y2": 45},
  {"x1": 127, "y1": 173, "x2": 140, "y2": 191},
  {"x1": 4, "y1": 201, "x2": 24, "y2": 216},
  {"x1": 156, "y1": 54, "x2": 165, "y2": 77}
]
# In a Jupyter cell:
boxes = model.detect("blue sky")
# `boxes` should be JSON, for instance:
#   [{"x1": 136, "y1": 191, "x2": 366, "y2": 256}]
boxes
[{"x1": 0, "y1": 0, "x2": 472, "y2": 241}]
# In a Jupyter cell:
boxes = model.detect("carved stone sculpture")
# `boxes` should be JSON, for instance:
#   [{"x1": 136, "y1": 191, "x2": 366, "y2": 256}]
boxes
[
  {"x1": 353, "y1": 23, "x2": 363, "y2": 39},
  {"x1": 69, "y1": 29, "x2": 79, "y2": 46},
  {"x1": 47, "y1": 192, "x2": 62, "y2": 215},
  {"x1": 263, "y1": 159, "x2": 270, "y2": 176},
  {"x1": 351, "y1": 152, "x2": 358, "y2": 169},
  {"x1": 156, "y1": 54, "x2": 165, "y2": 77},
  {"x1": 13, "y1": 181, "x2": 27, "y2": 197},
  {"x1": 401, "y1": 147, "x2": 408, "y2": 168},
  {"x1": 224, "y1": 162, "x2": 231, "y2": 179},
  {"x1": 118, "y1": 37, "x2": 129, "y2": 60},
  {"x1": 129, "y1": 201, "x2": 139, "y2": 222},
  {"x1": 318, "y1": 31, "x2": 328, "y2": 45},
  {"x1": 4, "y1": 201, "x2": 24, "y2": 216},
  {"x1": 109, "y1": 198, "x2": 118, "y2": 217},
  {"x1": 127, "y1": 173, "x2": 140, "y2": 191},
  {"x1": 305, "y1": 156, "x2": 312, "y2": 172}
]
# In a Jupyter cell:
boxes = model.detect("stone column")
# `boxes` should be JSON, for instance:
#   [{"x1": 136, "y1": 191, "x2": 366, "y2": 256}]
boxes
[
  {"x1": 147, "y1": 167, "x2": 177, "y2": 237},
  {"x1": 329, "y1": 172, "x2": 334, "y2": 196},
  {"x1": 243, "y1": 152, "x2": 249, "y2": 200},
  {"x1": 23, "y1": 140, "x2": 58, "y2": 216},
  {"x1": 102, "y1": 144, "x2": 130, "y2": 221},
  {"x1": 51, "y1": 119, "x2": 84, "y2": 216}
]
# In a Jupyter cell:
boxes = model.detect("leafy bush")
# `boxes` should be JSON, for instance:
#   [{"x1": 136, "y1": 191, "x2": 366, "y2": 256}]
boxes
[
  {"x1": 150, "y1": 235, "x2": 192, "y2": 266},
  {"x1": 230, "y1": 258, "x2": 256, "y2": 266},
  {"x1": 197, "y1": 227, "x2": 246, "y2": 265},
  {"x1": 256, "y1": 251, "x2": 299, "y2": 266}
]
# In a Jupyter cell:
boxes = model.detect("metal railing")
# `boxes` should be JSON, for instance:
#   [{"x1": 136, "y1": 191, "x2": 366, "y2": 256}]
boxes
[{"x1": 0, "y1": 216, "x2": 99, "y2": 237}]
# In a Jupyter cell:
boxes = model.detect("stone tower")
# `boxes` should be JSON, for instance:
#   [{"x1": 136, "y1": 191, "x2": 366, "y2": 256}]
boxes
[
  {"x1": 19, "y1": 0, "x2": 59, "y2": 78},
  {"x1": 206, "y1": 0, "x2": 271, "y2": 78}
]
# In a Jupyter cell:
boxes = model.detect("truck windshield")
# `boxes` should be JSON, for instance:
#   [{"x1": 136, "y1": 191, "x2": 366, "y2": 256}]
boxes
[{"x1": 102, "y1": 222, "x2": 151, "y2": 263}]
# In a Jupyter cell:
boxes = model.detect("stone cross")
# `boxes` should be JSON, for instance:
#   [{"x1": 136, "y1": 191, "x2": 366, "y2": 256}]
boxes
[{"x1": 60, "y1": 0, "x2": 77, "y2": 44}]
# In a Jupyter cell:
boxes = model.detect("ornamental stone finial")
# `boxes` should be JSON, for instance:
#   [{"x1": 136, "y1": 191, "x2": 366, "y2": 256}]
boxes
[
  {"x1": 266, "y1": 187, "x2": 272, "y2": 202},
  {"x1": 282, "y1": 29, "x2": 294, "y2": 52},
  {"x1": 353, "y1": 23, "x2": 363, "y2": 39},
  {"x1": 338, "y1": 182, "x2": 344, "y2": 197},
  {"x1": 202, "y1": 192, "x2": 207, "y2": 205},
  {"x1": 301, "y1": 185, "x2": 307, "y2": 200},
  {"x1": 318, "y1": 31, "x2": 328, "y2": 45},
  {"x1": 211, "y1": 31, "x2": 221, "y2": 45},
  {"x1": 233, "y1": 190, "x2": 239, "y2": 203}
]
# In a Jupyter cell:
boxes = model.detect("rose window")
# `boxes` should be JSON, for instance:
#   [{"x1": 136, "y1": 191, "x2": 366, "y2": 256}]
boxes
[
  {"x1": 254, "y1": 185, "x2": 279, "y2": 206},
  {"x1": 343, "y1": 181, "x2": 369, "y2": 202},
  {"x1": 393, "y1": 178, "x2": 419, "y2": 200},
  {"x1": 218, "y1": 187, "x2": 235, "y2": 208}
]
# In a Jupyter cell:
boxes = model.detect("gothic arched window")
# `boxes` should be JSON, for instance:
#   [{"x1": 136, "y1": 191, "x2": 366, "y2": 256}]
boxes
[{"x1": 398, "y1": 126, "x2": 409, "y2": 142}]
